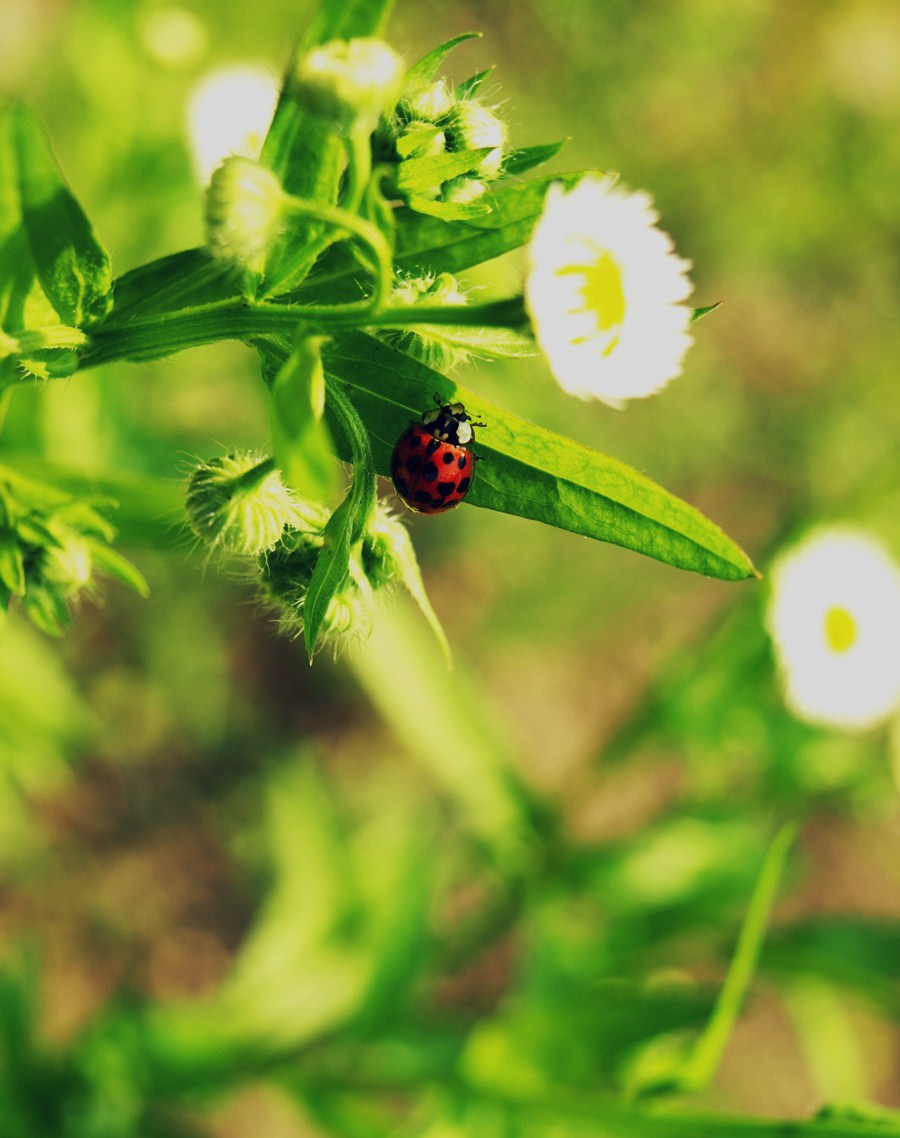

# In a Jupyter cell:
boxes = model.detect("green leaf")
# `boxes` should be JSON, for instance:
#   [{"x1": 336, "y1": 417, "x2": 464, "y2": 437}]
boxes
[
  {"x1": 405, "y1": 33, "x2": 482, "y2": 87},
  {"x1": 692, "y1": 302, "x2": 722, "y2": 322},
  {"x1": 299, "y1": 0, "x2": 396, "y2": 48},
  {"x1": 304, "y1": 379, "x2": 377, "y2": 658},
  {"x1": 456, "y1": 68, "x2": 494, "y2": 100},
  {"x1": 11, "y1": 105, "x2": 112, "y2": 327},
  {"x1": 404, "y1": 196, "x2": 492, "y2": 221},
  {"x1": 0, "y1": 529, "x2": 25, "y2": 596},
  {"x1": 382, "y1": 522, "x2": 451, "y2": 667},
  {"x1": 503, "y1": 139, "x2": 570, "y2": 178},
  {"x1": 265, "y1": 333, "x2": 338, "y2": 502},
  {"x1": 323, "y1": 334, "x2": 757, "y2": 581},
  {"x1": 0, "y1": 105, "x2": 89, "y2": 382},
  {"x1": 89, "y1": 542, "x2": 150, "y2": 597},
  {"x1": 102, "y1": 249, "x2": 240, "y2": 329}
]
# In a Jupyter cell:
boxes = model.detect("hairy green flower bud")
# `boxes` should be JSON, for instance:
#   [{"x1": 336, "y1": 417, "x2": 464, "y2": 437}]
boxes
[
  {"x1": 403, "y1": 80, "x2": 454, "y2": 123},
  {"x1": 442, "y1": 176, "x2": 489, "y2": 204},
  {"x1": 444, "y1": 100, "x2": 507, "y2": 179},
  {"x1": 378, "y1": 272, "x2": 471, "y2": 370},
  {"x1": 186, "y1": 453, "x2": 309, "y2": 556},
  {"x1": 292, "y1": 38, "x2": 404, "y2": 130},
  {"x1": 205, "y1": 157, "x2": 286, "y2": 274}
]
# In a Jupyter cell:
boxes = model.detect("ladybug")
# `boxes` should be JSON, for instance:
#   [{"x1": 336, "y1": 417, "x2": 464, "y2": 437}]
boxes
[{"x1": 391, "y1": 401, "x2": 480, "y2": 514}]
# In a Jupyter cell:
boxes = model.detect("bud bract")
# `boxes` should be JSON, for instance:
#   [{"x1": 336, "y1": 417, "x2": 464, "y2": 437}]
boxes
[
  {"x1": 292, "y1": 38, "x2": 404, "y2": 130},
  {"x1": 205, "y1": 157, "x2": 286, "y2": 274}
]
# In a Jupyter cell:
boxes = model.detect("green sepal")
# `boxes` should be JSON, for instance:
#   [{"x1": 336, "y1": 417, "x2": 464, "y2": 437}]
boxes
[
  {"x1": 22, "y1": 586, "x2": 70, "y2": 637},
  {"x1": 456, "y1": 68, "x2": 494, "y2": 100},
  {"x1": 11, "y1": 104, "x2": 112, "y2": 328},
  {"x1": 503, "y1": 139, "x2": 569, "y2": 178},
  {"x1": 304, "y1": 379, "x2": 377, "y2": 658},
  {"x1": 0, "y1": 528, "x2": 25, "y2": 595},
  {"x1": 405, "y1": 33, "x2": 482, "y2": 87},
  {"x1": 381, "y1": 522, "x2": 451, "y2": 668},
  {"x1": 395, "y1": 147, "x2": 494, "y2": 195},
  {"x1": 89, "y1": 542, "x2": 150, "y2": 597},
  {"x1": 404, "y1": 196, "x2": 492, "y2": 221},
  {"x1": 692, "y1": 302, "x2": 722, "y2": 322},
  {"x1": 323, "y1": 334, "x2": 757, "y2": 582},
  {"x1": 264, "y1": 334, "x2": 338, "y2": 502}
]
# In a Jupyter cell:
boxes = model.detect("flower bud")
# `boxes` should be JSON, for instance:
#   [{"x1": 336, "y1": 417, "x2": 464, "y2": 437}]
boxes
[
  {"x1": 403, "y1": 80, "x2": 454, "y2": 123},
  {"x1": 40, "y1": 532, "x2": 93, "y2": 596},
  {"x1": 292, "y1": 38, "x2": 404, "y2": 130},
  {"x1": 442, "y1": 176, "x2": 488, "y2": 204},
  {"x1": 444, "y1": 100, "x2": 507, "y2": 179},
  {"x1": 205, "y1": 157, "x2": 285, "y2": 274},
  {"x1": 186, "y1": 453, "x2": 309, "y2": 556},
  {"x1": 378, "y1": 272, "x2": 471, "y2": 371}
]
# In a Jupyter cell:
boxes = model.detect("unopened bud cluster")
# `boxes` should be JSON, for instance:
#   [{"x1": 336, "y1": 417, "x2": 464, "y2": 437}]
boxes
[
  {"x1": 381, "y1": 80, "x2": 509, "y2": 204},
  {"x1": 185, "y1": 452, "x2": 313, "y2": 556},
  {"x1": 186, "y1": 454, "x2": 414, "y2": 651},
  {"x1": 0, "y1": 474, "x2": 145, "y2": 637}
]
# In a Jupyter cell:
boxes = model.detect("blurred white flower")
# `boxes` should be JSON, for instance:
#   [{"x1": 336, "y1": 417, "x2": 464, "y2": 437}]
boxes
[
  {"x1": 187, "y1": 64, "x2": 279, "y2": 184},
  {"x1": 766, "y1": 529, "x2": 900, "y2": 731},
  {"x1": 525, "y1": 176, "x2": 694, "y2": 407}
]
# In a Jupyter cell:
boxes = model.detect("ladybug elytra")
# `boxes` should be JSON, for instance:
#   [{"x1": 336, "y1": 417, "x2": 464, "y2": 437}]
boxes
[{"x1": 390, "y1": 401, "x2": 479, "y2": 514}]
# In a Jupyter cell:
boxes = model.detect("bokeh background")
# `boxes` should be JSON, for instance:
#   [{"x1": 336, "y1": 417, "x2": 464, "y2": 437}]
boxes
[{"x1": 2, "y1": 0, "x2": 900, "y2": 1132}]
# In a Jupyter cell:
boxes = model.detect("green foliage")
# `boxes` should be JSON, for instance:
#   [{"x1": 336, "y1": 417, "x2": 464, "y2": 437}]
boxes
[{"x1": 4, "y1": 0, "x2": 899, "y2": 1135}]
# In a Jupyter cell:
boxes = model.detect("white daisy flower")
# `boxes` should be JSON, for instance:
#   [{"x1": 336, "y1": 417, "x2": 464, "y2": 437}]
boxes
[
  {"x1": 525, "y1": 176, "x2": 694, "y2": 407},
  {"x1": 187, "y1": 64, "x2": 279, "y2": 185},
  {"x1": 766, "y1": 529, "x2": 900, "y2": 731}
]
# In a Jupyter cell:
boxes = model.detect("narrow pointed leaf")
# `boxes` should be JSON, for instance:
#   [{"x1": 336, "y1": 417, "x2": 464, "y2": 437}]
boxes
[
  {"x1": 12, "y1": 105, "x2": 112, "y2": 327},
  {"x1": 456, "y1": 68, "x2": 494, "y2": 100},
  {"x1": 405, "y1": 33, "x2": 482, "y2": 87},
  {"x1": 265, "y1": 335, "x2": 338, "y2": 502},
  {"x1": 503, "y1": 139, "x2": 569, "y2": 178},
  {"x1": 323, "y1": 334, "x2": 757, "y2": 581},
  {"x1": 89, "y1": 542, "x2": 150, "y2": 597},
  {"x1": 0, "y1": 529, "x2": 25, "y2": 595},
  {"x1": 692, "y1": 302, "x2": 722, "y2": 322}
]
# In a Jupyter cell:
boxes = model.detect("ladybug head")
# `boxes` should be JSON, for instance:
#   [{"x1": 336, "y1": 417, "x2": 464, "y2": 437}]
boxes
[{"x1": 421, "y1": 401, "x2": 475, "y2": 446}]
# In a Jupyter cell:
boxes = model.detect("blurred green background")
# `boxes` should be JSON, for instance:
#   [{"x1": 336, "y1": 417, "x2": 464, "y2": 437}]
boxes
[{"x1": 2, "y1": 0, "x2": 900, "y2": 1133}]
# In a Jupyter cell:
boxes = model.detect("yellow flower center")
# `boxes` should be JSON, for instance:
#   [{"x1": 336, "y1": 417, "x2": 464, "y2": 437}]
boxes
[
  {"x1": 581, "y1": 251, "x2": 626, "y2": 353},
  {"x1": 824, "y1": 605, "x2": 857, "y2": 653}
]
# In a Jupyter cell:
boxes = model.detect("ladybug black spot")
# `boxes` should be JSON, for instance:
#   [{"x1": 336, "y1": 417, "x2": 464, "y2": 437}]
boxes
[
  {"x1": 422, "y1": 461, "x2": 439, "y2": 482},
  {"x1": 404, "y1": 454, "x2": 422, "y2": 473},
  {"x1": 457, "y1": 476, "x2": 471, "y2": 494},
  {"x1": 437, "y1": 481, "x2": 455, "y2": 497},
  {"x1": 457, "y1": 454, "x2": 467, "y2": 469},
  {"x1": 414, "y1": 490, "x2": 432, "y2": 504},
  {"x1": 425, "y1": 438, "x2": 440, "y2": 457},
  {"x1": 442, "y1": 452, "x2": 455, "y2": 465}
]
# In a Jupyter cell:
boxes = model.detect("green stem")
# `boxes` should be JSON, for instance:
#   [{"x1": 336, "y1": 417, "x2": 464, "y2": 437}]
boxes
[
  {"x1": 81, "y1": 297, "x2": 528, "y2": 371},
  {"x1": 282, "y1": 195, "x2": 392, "y2": 309},
  {"x1": 676, "y1": 821, "x2": 798, "y2": 1093}
]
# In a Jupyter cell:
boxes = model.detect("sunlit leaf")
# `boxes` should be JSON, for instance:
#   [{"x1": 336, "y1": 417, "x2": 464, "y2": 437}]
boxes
[
  {"x1": 323, "y1": 334, "x2": 757, "y2": 581},
  {"x1": 11, "y1": 105, "x2": 112, "y2": 327}
]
